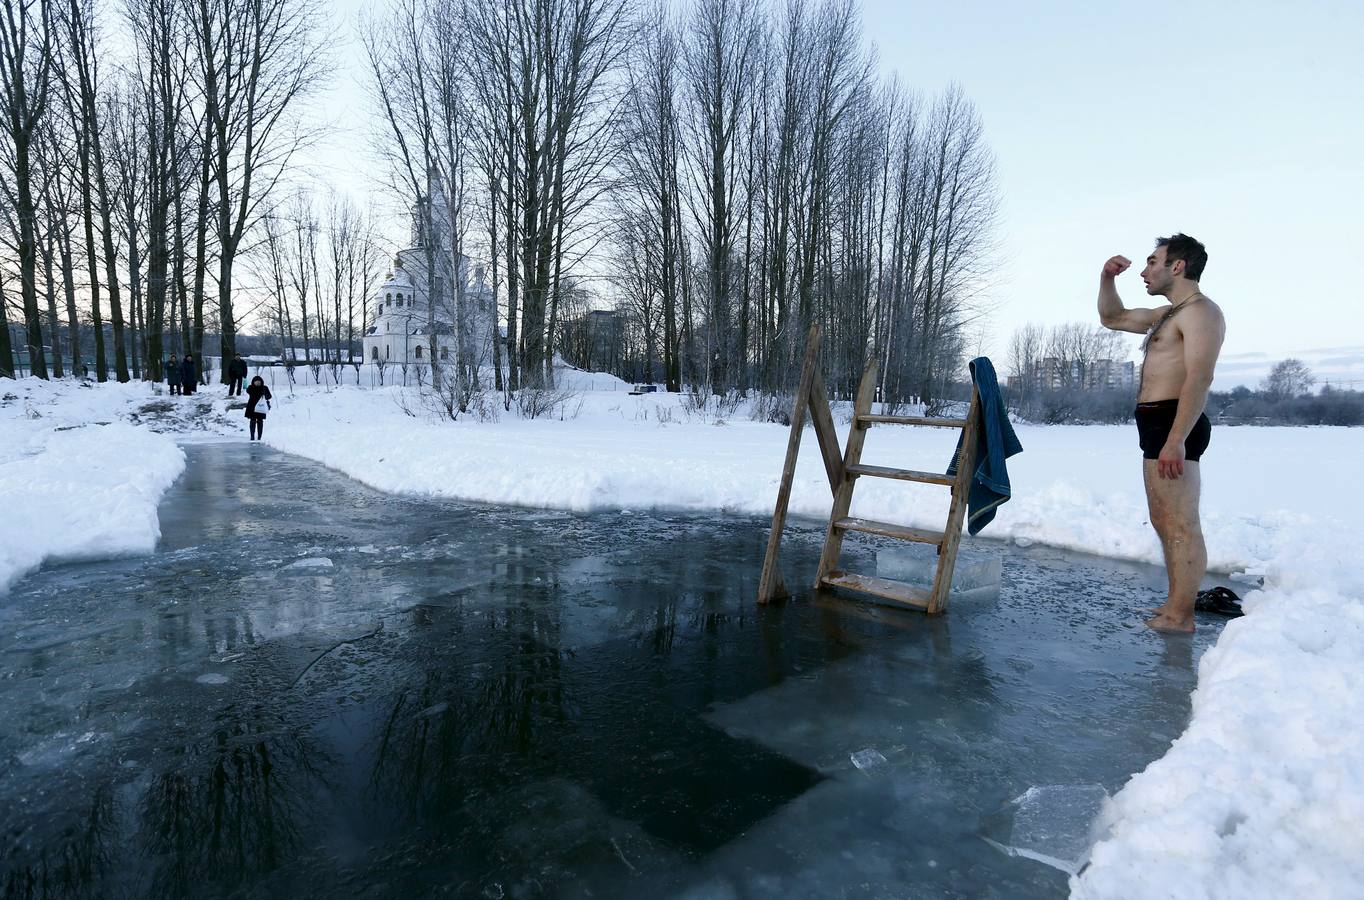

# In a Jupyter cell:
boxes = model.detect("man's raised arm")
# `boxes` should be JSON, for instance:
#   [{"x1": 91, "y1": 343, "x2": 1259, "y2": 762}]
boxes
[{"x1": 1098, "y1": 255, "x2": 1161, "y2": 334}]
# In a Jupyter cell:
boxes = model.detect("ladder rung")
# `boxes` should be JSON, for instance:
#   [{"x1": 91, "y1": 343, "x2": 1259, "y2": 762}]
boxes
[
  {"x1": 834, "y1": 517, "x2": 945, "y2": 546},
  {"x1": 858, "y1": 415, "x2": 969, "y2": 428},
  {"x1": 820, "y1": 571, "x2": 931, "y2": 610},
  {"x1": 846, "y1": 463, "x2": 953, "y2": 486}
]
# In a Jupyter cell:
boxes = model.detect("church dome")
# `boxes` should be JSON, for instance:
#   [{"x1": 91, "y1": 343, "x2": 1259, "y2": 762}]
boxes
[
  {"x1": 380, "y1": 260, "x2": 414, "y2": 294},
  {"x1": 374, "y1": 259, "x2": 417, "y2": 320}
]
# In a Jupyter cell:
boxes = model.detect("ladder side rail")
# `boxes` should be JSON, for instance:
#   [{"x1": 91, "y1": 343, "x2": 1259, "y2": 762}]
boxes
[
  {"x1": 813, "y1": 358, "x2": 880, "y2": 589},
  {"x1": 757, "y1": 325, "x2": 823, "y2": 604},
  {"x1": 808, "y1": 369, "x2": 844, "y2": 492},
  {"x1": 927, "y1": 384, "x2": 982, "y2": 613}
]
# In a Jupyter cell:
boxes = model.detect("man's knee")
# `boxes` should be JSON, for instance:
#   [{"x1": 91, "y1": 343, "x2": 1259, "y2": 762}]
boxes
[
  {"x1": 1161, "y1": 513, "x2": 1203, "y2": 547},
  {"x1": 1146, "y1": 495, "x2": 1171, "y2": 535}
]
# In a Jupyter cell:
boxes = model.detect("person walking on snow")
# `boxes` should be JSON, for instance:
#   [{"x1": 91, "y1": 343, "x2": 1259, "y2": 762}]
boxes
[
  {"x1": 1098, "y1": 233, "x2": 1225, "y2": 633},
  {"x1": 244, "y1": 375, "x2": 272, "y2": 441},
  {"x1": 165, "y1": 357, "x2": 182, "y2": 395},
  {"x1": 227, "y1": 354, "x2": 248, "y2": 396},
  {"x1": 180, "y1": 354, "x2": 198, "y2": 395}
]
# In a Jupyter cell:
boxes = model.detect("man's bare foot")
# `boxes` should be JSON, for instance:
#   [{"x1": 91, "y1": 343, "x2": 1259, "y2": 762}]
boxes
[{"x1": 1146, "y1": 612, "x2": 1195, "y2": 633}]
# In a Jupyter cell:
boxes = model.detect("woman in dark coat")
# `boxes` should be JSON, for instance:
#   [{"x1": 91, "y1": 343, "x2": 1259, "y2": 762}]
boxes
[
  {"x1": 166, "y1": 357, "x2": 182, "y2": 395},
  {"x1": 244, "y1": 375, "x2": 273, "y2": 441},
  {"x1": 180, "y1": 355, "x2": 198, "y2": 395}
]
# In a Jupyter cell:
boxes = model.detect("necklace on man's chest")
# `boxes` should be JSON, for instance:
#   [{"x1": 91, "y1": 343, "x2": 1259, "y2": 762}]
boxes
[{"x1": 1142, "y1": 292, "x2": 1204, "y2": 354}]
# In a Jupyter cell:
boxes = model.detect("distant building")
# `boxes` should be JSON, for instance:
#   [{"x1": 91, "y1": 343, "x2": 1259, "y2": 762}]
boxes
[
  {"x1": 1030, "y1": 357, "x2": 1135, "y2": 391},
  {"x1": 558, "y1": 306, "x2": 623, "y2": 374},
  {"x1": 362, "y1": 172, "x2": 496, "y2": 368},
  {"x1": 582, "y1": 310, "x2": 622, "y2": 368}
]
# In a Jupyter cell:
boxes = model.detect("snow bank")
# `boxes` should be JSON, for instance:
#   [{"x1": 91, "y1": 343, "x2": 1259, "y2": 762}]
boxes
[
  {"x1": 1, "y1": 379, "x2": 187, "y2": 592},
  {"x1": 0, "y1": 422, "x2": 185, "y2": 592},
  {"x1": 1073, "y1": 545, "x2": 1364, "y2": 898}
]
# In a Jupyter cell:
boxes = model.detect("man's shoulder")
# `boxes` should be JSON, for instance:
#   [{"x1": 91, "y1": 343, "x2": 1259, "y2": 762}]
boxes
[{"x1": 1181, "y1": 296, "x2": 1225, "y2": 328}]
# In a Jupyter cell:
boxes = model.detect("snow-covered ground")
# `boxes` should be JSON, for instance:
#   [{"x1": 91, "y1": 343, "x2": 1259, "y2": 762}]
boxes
[
  {"x1": 1, "y1": 371, "x2": 1361, "y2": 898},
  {"x1": 0, "y1": 381, "x2": 186, "y2": 592}
]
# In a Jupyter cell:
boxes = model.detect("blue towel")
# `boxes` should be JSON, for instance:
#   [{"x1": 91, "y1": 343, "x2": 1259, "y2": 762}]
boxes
[{"x1": 946, "y1": 357, "x2": 1023, "y2": 535}]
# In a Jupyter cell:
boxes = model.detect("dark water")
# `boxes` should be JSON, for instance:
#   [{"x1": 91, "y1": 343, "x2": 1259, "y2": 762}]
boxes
[{"x1": 0, "y1": 444, "x2": 1228, "y2": 899}]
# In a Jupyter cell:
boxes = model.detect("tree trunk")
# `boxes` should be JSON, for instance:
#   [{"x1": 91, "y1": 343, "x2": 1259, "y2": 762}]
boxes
[
  {"x1": 191, "y1": 127, "x2": 209, "y2": 368},
  {"x1": 43, "y1": 230, "x2": 64, "y2": 377},
  {"x1": 92, "y1": 118, "x2": 129, "y2": 382},
  {"x1": 0, "y1": 281, "x2": 15, "y2": 377},
  {"x1": 16, "y1": 129, "x2": 48, "y2": 379},
  {"x1": 78, "y1": 135, "x2": 107, "y2": 380},
  {"x1": 58, "y1": 215, "x2": 81, "y2": 375}
]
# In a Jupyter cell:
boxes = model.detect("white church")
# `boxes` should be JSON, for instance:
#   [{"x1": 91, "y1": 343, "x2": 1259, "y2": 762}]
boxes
[{"x1": 363, "y1": 175, "x2": 497, "y2": 368}]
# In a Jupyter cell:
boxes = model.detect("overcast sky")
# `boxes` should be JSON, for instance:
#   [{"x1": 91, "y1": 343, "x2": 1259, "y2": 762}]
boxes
[{"x1": 312, "y1": 0, "x2": 1364, "y2": 389}]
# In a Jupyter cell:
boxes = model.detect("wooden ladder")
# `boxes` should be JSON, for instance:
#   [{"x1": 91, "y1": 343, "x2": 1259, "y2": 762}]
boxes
[{"x1": 758, "y1": 325, "x2": 981, "y2": 615}]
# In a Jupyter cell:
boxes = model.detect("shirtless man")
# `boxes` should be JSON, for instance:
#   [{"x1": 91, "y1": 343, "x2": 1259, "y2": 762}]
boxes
[{"x1": 1098, "y1": 234, "x2": 1225, "y2": 632}]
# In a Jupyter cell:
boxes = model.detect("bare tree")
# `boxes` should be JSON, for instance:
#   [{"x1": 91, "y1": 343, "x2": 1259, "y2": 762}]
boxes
[
  {"x1": 37, "y1": 161, "x2": 65, "y2": 377},
  {"x1": 1043, "y1": 322, "x2": 1123, "y2": 390},
  {"x1": 0, "y1": 0, "x2": 55, "y2": 379},
  {"x1": 126, "y1": 0, "x2": 193, "y2": 382},
  {"x1": 53, "y1": 0, "x2": 136, "y2": 381},
  {"x1": 682, "y1": 0, "x2": 758, "y2": 394},
  {"x1": 325, "y1": 193, "x2": 373, "y2": 365},
  {"x1": 363, "y1": 0, "x2": 482, "y2": 399},
  {"x1": 190, "y1": 0, "x2": 326, "y2": 379},
  {"x1": 613, "y1": 3, "x2": 683, "y2": 390},
  {"x1": 105, "y1": 83, "x2": 149, "y2": 378},
  {"x1": 465, "y1": 0, "x2": 632, "y2": 390},
  {"x1": 284, "y1": 190, "x2": 319, "y2": 362},
  {"x1": 0, "y1": 269, "x2": 13, "y2": 376},
  {"x1": 588, "y1": 1, "x2": 1002, "y2": 405},
  {"x1": 463, "y1": 0, "x2": 519, "y2": 394},
  {"x1": 36, "y1": 100, "x2": 83, "y2": 376},
  {"x1": 258, "y1": 205, "x2": 297, "y2": 358},
  {"x1": 910, "y1": 85, "x2": 999, "y2": 404},
  {"x1": 1263, "y1": 358, "x2": 1315, "y2": 400},
  {"x1": 1006, "y1": 321, "x2": 1046, "y2": 413}
]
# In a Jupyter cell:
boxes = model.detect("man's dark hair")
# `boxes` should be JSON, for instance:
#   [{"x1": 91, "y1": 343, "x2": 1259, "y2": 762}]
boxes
[{"x1": 1155, "y1": 233, "x2": 1208, "y2": 280}]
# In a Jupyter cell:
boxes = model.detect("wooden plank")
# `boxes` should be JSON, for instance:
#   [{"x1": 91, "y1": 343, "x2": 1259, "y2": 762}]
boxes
[
  {"x1": 845, "y1": 463, "x2": 954, "y2": 486},
  {"x1": 820, "y1": 570, "x2": 932, "y2": 610},
  {"x1": 757, "y1": 324, "x2": 822, "y2": 604},
  {"x1": 927, "y1": 386, "x2": 981, "y2": 614},
  {"x1": 807, "y1": 369, "x2": 843, "y2": 493},
  {"x1": 813, "y1": 358, "x2": 879, "y2": 589},
  {"x1": 834, "y1": 516, "x2": 945, "y2": 545},
  {"x1": 858, "y1": 415, "x2": 969, "y2": 428}
]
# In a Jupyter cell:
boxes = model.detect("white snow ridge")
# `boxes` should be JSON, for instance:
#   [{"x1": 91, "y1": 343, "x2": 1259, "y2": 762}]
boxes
[{"x1": 0, "y1": 414, "x2": 185, "y2": 593}]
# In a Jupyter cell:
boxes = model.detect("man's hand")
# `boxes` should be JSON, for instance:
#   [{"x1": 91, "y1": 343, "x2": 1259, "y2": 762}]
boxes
[
  {"x1": 1102, "y1": 255, "x2": 1131, "y2": 278},
  {"x1": 1158, "y1": 441, "x2": 1186, "y2": 479}
]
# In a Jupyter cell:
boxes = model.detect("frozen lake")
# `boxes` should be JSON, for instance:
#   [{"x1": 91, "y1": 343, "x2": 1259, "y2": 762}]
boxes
[{"x1": 0, "y1": 444, "x2": 1234, "y2": 898}]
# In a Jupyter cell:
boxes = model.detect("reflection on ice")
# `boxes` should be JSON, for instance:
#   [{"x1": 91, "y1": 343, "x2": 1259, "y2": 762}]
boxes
[{"x1": 981, "y1": 784, "x2": 1110, "y2": 875}]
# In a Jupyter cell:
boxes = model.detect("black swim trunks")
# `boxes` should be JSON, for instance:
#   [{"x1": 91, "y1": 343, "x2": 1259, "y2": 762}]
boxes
[{"x1": 1134, "y1": 399, "x2": 1211, "y2": 461}]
